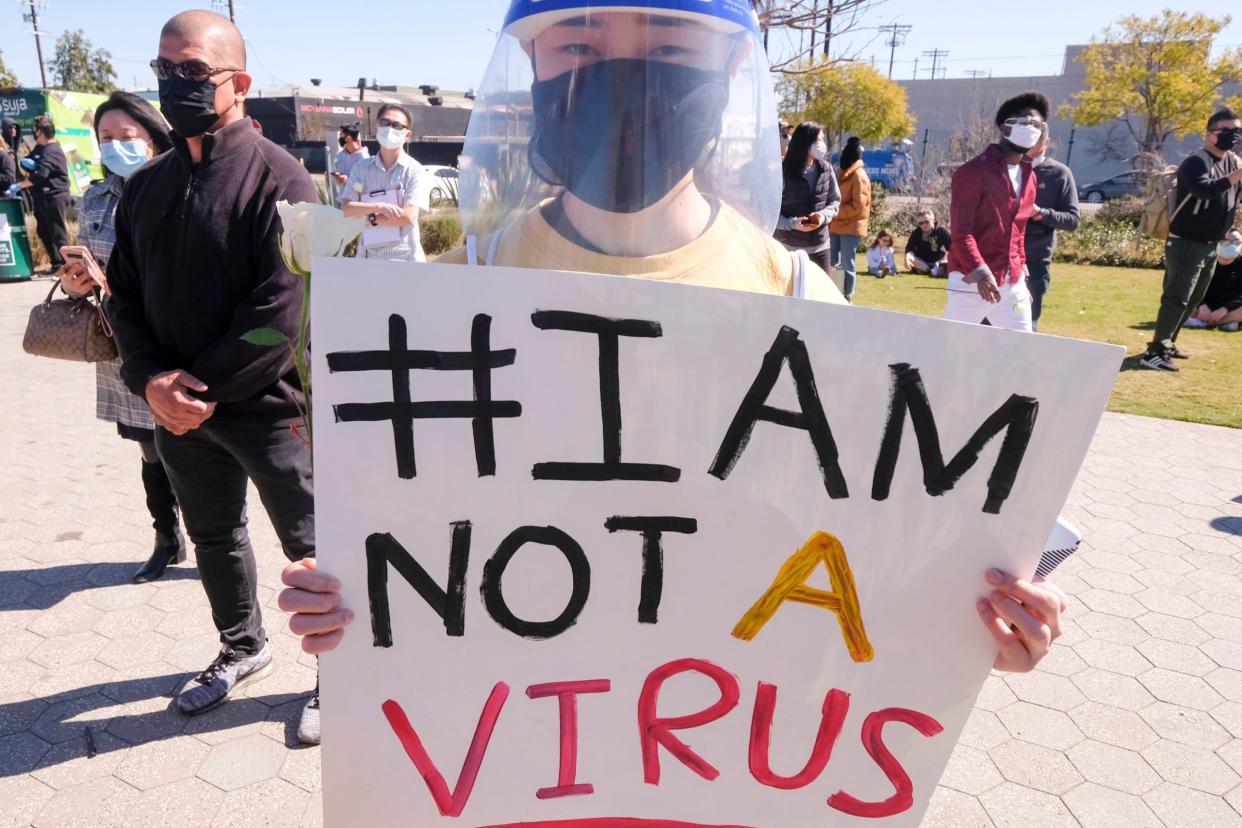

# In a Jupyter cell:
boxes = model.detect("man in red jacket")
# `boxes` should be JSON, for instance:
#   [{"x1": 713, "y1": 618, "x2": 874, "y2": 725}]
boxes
[{"x1": 944, "y1": 92, "x2": 1047, "y2": 333}]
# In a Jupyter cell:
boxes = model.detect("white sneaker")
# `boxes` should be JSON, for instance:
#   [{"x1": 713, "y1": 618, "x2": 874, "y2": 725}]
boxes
[{"x1": 1183, "y1": 317, "x2": 1210, "y2": 329}]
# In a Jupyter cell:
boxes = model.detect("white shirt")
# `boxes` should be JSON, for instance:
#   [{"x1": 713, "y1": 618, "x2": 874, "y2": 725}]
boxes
[
  {"x1": 339, "y1": 151, "x2": 431, "y2": 262},
  {"x1": 1007, "y1": 164, "x2": 1023, "y2": 197}
]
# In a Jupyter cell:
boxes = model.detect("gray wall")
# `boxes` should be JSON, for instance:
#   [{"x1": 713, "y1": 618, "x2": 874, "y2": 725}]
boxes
[{"x1": 897, "y1": 46, "x2": 1220, "y2": 191}]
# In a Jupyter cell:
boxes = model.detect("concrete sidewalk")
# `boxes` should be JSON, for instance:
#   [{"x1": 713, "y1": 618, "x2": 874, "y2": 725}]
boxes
[{"x1": 2, "y1": 278, "x2": 1241, "y2": 827}]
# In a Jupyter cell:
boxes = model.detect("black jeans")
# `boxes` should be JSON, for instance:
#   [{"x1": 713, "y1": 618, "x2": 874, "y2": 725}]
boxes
[
  {"x1": 33, "y1": 192, "x2": 70, "y2": 268},
  {"x1": 156, "y1": 416, "x2": 314, "y2": 655}
]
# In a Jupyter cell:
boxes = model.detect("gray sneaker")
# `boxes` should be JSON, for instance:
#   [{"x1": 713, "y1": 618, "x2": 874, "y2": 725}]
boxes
[
  {"x1": 297, "y1": 686, "x2": 320, "y2": 745},
  {"x1": 176, "y1": 645, "x2": 274, "y2": 716}
]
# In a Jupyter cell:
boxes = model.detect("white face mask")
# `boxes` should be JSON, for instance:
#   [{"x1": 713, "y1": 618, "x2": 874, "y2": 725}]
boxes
[
  {"x1": 1006, "y1": 123, "x2": 1043, "y2": 150},
  {"x1": 810, "y1": 141, "x2": 828, "y2": 161},
  {"x1": 377, "y1": 125, "x2": 407, "y2": 151},
  {"x1": 1218, "y1": 241, "x2": 1241, "y2": 260}
]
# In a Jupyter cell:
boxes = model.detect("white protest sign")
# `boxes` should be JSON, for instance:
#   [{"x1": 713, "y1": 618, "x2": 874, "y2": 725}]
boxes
[{"x1": 313, "y1": 258, "x2": 1123, "y2": 828}]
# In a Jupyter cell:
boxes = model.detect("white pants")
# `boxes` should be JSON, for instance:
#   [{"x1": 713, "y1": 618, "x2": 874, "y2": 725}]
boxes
[{"x1": 944, "y1": 271, "x2": 1033, "y2": 333}]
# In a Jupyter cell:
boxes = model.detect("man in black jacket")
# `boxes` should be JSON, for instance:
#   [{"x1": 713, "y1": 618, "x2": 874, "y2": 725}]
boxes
[
  {"x1": 15, "y1": 116, "x2": 70, "y2": 271},
  {"x1": 1024, "y1": 128, "x2": 1080, "y2": 330},
  {"x1": 1141, "y1": 107, "x2": 1242, "y2": 371},
  {"x1": 107, "y1": 9, "x2": 322, "y2": 742}
]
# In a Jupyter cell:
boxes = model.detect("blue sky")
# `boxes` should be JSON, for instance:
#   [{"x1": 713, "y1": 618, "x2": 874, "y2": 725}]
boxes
[{"x1": 4, "y1": 0, "x2": 1242, "y2": 91}]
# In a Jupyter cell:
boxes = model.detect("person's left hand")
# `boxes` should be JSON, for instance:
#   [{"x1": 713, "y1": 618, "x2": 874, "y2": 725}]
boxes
[
  {"x1": 279, "y1": 558, "x2": 353, "y2": 654},
  {"x1": 1030, "y1": 207, "x2": 1046, "y2": 222},
  {"x1": 978, "y1": 568, "x2": 1067, "y2": 672}
]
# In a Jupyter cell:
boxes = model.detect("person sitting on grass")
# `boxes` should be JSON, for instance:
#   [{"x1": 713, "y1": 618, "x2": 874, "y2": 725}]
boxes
[
  {"x1": 867, "y1": 228, "x2": 896, "y2": 277},
  {"x1": 905, "y1": 208, "x2": 951, "y2": 276},
  {"x1": 1185, "y1": 232, "x2": 1242, "y2": 332}
]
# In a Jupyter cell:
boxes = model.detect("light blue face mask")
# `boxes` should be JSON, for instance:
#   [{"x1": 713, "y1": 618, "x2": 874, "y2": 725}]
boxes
[
  {"x1": 1219, "y1": 241, "x2": 1241, "y2": 260},
  {"x1": 100, "y1": 139, "x2": 150, "y2": 178}
]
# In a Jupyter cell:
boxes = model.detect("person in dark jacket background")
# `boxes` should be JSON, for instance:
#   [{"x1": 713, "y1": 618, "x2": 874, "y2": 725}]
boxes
[
  {"x1": 15, "y1": 115, "x2": 71, "y2": 271},
  {"x1": 775, "y1": 121, "x2": 840, "y2": 277},
  {"x1": 1023, "y1": 127, "x2": 1080, "y2": 330},
  {"x1": 106, "y1": 9, "x2": 321, "y2": 743},
  {"x1": 1140, "y1": 107, "x2": 1242, "y2": 372}
]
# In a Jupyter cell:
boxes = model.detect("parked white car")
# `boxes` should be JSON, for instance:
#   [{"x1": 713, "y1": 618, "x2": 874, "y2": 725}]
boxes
[{"x1": 422, "y1": 165, "x2": 459, "y2": 207}]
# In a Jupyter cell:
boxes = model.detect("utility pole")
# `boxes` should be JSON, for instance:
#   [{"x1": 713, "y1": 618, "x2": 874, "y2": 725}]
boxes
[
  {"x1": 964, "y1": 69, "x2": 988, "y2": 79},
  {"x1": 22, "y1": 0, "x2": 49, "y2": 88},
  {"x1": 823, "y1": 0, "x2": 833, "y2": 59},
  {"x1": 878, "y1": 23, "x2": 912, "y2": 79},
  {"x1": 1065, "y1": 127, "x2": 1077, "y2": 165},
  {"x1": 922, "y1": 49, "x2": 949, "y2": 80},
  {"x1": 211, "y1": 0, "x2": 236, "y2": 22}
]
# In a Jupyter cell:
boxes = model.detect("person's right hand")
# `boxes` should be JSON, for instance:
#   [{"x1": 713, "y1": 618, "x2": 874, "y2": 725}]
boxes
[
  {"x1": 144, "y1": 370, "x2": 216, "y2": 435},
  {"x1": 57, "y1": 259, "x2": 101, "y2": 295},
  {"x1": 1228, "y1": 167, "x2": 1242, "y2": 185},
  {"x1": 279, "y1": 558, "x2": 353, "y2": 654},
  {"x1": 975, "y1": 274, "x2": 1002, "y2": 303},
  {"x1": 332, "y1": 173, "x2": 347, "y2": 185}
]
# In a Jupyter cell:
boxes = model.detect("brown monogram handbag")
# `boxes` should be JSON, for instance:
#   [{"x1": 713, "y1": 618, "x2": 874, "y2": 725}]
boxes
[{"x1": 22, "y1": 279, "x2": 118, "y2": 363}]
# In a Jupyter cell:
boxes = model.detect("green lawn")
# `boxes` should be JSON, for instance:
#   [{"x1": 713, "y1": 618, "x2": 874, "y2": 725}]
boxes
[{"x1": 851, "y1": 260, "x2": 1242, "y2": 430}]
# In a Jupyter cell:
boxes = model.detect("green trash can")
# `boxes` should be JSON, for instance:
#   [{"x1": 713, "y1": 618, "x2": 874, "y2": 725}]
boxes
[{"x1": 0, "y1": 197, "x2": 34, "y2": 282}]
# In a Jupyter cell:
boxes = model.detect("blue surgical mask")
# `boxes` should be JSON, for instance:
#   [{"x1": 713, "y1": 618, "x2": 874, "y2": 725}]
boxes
[
  {"x1": 100, "y1": 139, "x2": 150, "y2": 178},
  {"x1": 1219, "y1": 241, "x2": 1241, "y2": 260}
]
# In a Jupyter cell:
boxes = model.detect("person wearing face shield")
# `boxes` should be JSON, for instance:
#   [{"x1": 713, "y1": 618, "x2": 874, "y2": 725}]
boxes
[
  {"x1": 435, "y1": 0, "x2": 842, "y2": 302},
  {"x1": 53, "y1": 92, "x2": 188, "y2": 586},
  {"x1": 279, "y1": 1, "x2": 1070, "y2": 682},
  {"x1": 943, "y1": 92, "x2": 1047, "y2": 333},
  {"x1": 1139, "y1": 107, "x2": 1242, "y2": 372},
  {"x1": 775, "y1": 121, "x2": 841, "y2": 286},
  {"x1": 105, "y1": 10, "x2": 322, "y2": 742}
]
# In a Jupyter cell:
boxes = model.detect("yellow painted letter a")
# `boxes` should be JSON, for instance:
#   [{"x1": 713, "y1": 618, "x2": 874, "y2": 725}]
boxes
[{"x1": 732, "y1": 532, "x2": 874, "y2": 662}]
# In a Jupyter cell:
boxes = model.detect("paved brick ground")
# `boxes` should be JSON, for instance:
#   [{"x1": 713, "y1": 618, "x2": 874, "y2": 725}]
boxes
[{"x1": 2, "y1": 277, "x2": 1242, "y2": 826}]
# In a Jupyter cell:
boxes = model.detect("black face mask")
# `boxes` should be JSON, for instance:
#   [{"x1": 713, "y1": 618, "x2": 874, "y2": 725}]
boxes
[
  {"x1": 1216, "y1": 128, "x2": 1241, "y2": 152},
  {"x1": 529, "y1": 58, "x2": 730, "y2": 214},
  {"x1": 158, "y1": 73, "x2": 229, "y2": 138},
  {"x1": 338, "y1": 136, "x2": 348, "y2": 148}
]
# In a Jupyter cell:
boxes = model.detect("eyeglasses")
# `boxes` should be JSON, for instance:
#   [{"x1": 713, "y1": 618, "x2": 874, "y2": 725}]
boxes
[
  {"x1": 377, "y1": 118, "x2": 409, "y2": 130},
  {"x1": 918, "y1": 220, "x2": 933, "y2": 226},
  {"x1": 1002, "y1": 116, "x2": 1044, "y2": 127},
  {"x1": 1211, "y1": 126, "x2": 1242, "y2": 135},
  {"x1": 150, "y1": 57, "x2": 242, "y2": 83}
]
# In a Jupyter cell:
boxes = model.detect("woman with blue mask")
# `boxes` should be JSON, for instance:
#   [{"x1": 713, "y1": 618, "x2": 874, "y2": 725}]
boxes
[{"x1": 56, "y1": 91, "x2": 188, "y2": 584}]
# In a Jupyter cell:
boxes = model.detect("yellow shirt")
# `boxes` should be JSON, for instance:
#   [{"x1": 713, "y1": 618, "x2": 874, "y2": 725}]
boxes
[{"x1": 437, "y1": 200, "x2": 846, "y2": 304}]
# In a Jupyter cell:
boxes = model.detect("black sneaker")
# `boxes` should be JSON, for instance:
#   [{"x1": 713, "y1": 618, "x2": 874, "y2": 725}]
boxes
[
  {"x1": 1167, "y1": 345, "x2": 1189, "y2": 359},
  {"x1": 175, "y1": 645, "x2": 274, "y2": 715},
  {"x1": 1139, "y1": 350, "x2": 1179, "y2": 372}
]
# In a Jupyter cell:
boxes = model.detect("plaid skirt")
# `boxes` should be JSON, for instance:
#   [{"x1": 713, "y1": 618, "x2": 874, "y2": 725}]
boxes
[{"x1": 96, "y1": 358, "x2": 156, "y2": 432}]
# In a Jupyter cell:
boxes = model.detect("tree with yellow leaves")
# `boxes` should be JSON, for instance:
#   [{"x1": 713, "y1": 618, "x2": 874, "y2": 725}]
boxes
[
  {"x1": 1064, "y1": 11, "x2": 1242, "y2": 168},
  {"x1": 779, "y1": 61, "x2": 915, "y2": 151}
]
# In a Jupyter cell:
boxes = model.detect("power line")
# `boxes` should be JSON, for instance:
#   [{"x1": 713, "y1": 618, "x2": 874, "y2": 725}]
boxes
[
  {"x1": 878, "y1": 23, "x2": 912, "y2": 79},
  {"x1": 921, "y1": 48, "x2": 949, "y2": 79}
]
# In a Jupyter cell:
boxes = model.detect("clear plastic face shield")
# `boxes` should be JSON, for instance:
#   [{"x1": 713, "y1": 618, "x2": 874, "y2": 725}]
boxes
[{"x1": 459, "y1": 0, "x2": 782, "y2": 254}]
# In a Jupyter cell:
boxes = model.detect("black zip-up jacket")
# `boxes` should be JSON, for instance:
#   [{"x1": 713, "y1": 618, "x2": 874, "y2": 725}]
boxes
[
  {"x1": 28, "y1": 141, "x2": 69, "y2": 199},
  {"x1": 106, "y1": 118, "x2": 317, "y2": 420},
  {"x1": 1171, "y1": 149, "x2": 1241, "y2": 243}
]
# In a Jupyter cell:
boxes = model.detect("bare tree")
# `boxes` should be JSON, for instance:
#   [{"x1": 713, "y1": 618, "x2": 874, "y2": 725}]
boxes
[{"x1": 755, "y1": 0, "x2": 889, "y2": 74}]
